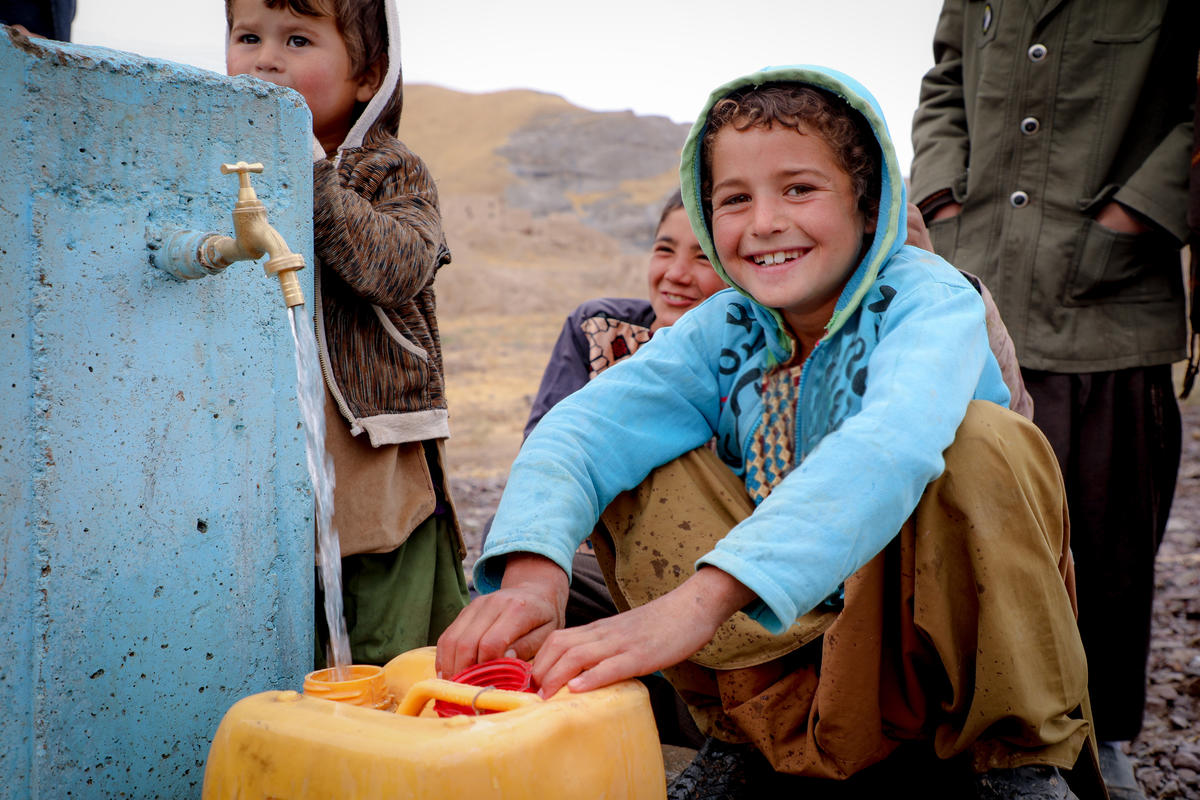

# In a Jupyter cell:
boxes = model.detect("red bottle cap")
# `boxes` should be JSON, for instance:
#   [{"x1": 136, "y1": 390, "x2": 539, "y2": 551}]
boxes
[{"x1": 434, "y1": 657, "x2": 536, "y2": 717}]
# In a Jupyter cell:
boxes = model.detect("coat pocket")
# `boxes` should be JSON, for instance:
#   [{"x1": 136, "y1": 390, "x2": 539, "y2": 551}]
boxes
[
  {"x1": 373, "y1": 304, "x2": 429, "y2": 361},
  {"x1": 1092, "y1": 0, "x2": 1165, "y2": 43},
  {"x1": 1063, "y1": 218, "x2": 1176, "y2": 305}
]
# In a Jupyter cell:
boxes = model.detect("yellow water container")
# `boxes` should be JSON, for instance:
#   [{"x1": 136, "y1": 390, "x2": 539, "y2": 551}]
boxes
[{"x1": 202, "y1": 647, "x2": 667, "y2": 799}]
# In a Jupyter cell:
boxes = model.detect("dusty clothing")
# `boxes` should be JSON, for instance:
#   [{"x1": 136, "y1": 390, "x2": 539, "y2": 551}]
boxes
[
  {"x1": 597, "y1": 402, "x2": 1089, "y2": 778},
  {"x1": 314, "y1": 135, "x2": 460, "y2": 558},
  {"x1": 528, "y1": 288, "x2": 1033, "y2": 443},
  {"x1": 316, "y1": 500, "x2": 468, "y2": 667},
  {"x1": 314, "y1": 137, "x2": 452, "y2": 449},
  {"x1": 963, "y1": 272, "x2": 1034, "y2": 419},
  {"x1": 323, "y1": 384, "x2": 463, "y2": 558},
  {"x1": 910, "y1": 0, "x2": 1196, "y2": 373}
]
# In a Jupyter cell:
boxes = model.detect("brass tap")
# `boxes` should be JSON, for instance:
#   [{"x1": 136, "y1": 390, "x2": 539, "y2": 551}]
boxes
[{"x1": 201, "y1": 162, "x2": 306, "y2": 308}]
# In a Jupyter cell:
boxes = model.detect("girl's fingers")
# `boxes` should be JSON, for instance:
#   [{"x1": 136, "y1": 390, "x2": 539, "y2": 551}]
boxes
[
  {"x1": 531, "y1": 628, "x2": 598, "y2": 694},
  {"x1": 437, "y1": 585, "x2": 565, "y2": 676},
  {"x1": 532, "y1": 624, "x2": 656, "y2": 697},
  {"x1": 437, "y1": 596, "x2": 525, "y2": 675},
  {"x1": 436, "y1": 600, "x2": 502, "y2": 676},
  {"x1": 505, "y1": 624, "x2": 555, "y2": 663},
  {"x1": 566, "y1": 652, "x2": 644, "y2": 694}
]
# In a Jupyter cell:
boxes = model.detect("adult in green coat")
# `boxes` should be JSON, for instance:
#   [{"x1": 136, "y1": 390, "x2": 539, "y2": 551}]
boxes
[{"x1": 910, "y1": 1, "x2": 1197, "y2": 796}]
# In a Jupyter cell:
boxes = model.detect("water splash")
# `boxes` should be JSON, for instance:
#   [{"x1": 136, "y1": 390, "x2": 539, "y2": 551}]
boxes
[{"x1": 288, "y1": 304, "x2": 351, "y2": 672}]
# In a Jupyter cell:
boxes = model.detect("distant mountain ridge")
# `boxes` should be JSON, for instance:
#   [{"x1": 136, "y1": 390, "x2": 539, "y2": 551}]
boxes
[
  {"x1": 396, "y1": 83, "x2": 692, "y2": 481},
  {"x1": 398, "y1": 84, "x2": 691, "y2": 315},
  {"x1": 402, "y1": 83, "x2": 690, "y2": 246}
]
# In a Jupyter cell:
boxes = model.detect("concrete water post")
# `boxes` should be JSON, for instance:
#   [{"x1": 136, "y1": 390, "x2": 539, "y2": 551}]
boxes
[{"x1": 0, "y1": 29, "x2": 316, "y2": 798}]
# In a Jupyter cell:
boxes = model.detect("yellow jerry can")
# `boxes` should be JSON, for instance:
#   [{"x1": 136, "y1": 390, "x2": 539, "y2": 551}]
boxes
[{"x1": 202, "y1": 647, "x2": 667, "y2": 799}]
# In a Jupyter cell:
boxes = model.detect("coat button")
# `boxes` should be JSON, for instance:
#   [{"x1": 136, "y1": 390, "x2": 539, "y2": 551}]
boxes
[
  {"x1": 1010, "y1": 190, "x2": 1030, "y2": 208},
  {"x1": 1021, "y1": 116, "x2": 1040, "y2": 134},
  {"x1": 1028, "y1": 43, "x2": 1047, "y2": 61}
]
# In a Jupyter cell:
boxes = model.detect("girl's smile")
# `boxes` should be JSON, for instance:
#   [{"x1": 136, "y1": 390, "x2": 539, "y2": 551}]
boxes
[{"x1": 710, "y1": 123, "x2": 871, "y2": 350}]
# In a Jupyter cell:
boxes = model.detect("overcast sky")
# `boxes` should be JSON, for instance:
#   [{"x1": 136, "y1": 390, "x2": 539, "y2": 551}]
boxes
[{"x1": 72, "y1": 0, "x2": 945, "y2": 171}]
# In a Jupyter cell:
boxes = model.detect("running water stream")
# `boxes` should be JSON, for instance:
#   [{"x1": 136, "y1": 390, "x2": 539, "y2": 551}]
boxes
[{"x1": 288, "y1": 304, "x2": 352, "y2": 673}]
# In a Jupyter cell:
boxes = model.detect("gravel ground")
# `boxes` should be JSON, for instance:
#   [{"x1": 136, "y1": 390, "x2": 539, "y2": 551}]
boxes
[
  {"x1": 1131, "y1": 398, "x2": 1200, "y2": 799},
  {"x1": 450, "y1": 400, "x2": 1200, "y2": 798}
]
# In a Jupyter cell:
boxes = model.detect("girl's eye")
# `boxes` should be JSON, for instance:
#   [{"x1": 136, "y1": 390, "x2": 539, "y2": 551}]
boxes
[
  {"x1": 237, "y1": 33, "x2": 260, "y2": 44},
  {"x1": 287, "y1": 35, "x2": 310, "y2": 47},
  {"x1": 653, "y1": 245, "x2": 676, "y2": 256},
  {"x1": 717, "y1": 193, "x2": 749, "y2": 208},
  {"x1": 786, "y1": 184, "x2": 814, "y2": 197}
]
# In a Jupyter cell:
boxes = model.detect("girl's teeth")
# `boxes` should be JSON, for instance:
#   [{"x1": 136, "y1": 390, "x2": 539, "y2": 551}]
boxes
[{"x1": 754, "y1": 250, "x2": 799, "y2": 266}]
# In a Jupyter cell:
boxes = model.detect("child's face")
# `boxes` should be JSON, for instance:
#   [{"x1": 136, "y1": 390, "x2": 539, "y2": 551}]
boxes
[
  {"x1": 226, "y1": 0, "x2": 381, "y2": 154},
  {"x1": 647, "y1": 207, "x2": 727, "y2": 330},
  {"x1": 709, "y1": 123, "x2": 871, "y2": 343}
]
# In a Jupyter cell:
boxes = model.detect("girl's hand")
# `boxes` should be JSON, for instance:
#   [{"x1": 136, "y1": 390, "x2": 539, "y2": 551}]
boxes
[
  {"x1": 435, "y1": 553, "x2": 569, "y2": 678},
  {"x1": 531, "y1": 566, "x2": 756, "y2": 697}
]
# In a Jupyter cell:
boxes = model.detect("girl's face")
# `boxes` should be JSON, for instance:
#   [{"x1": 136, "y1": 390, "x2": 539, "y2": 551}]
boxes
[
  {"x1": 709, "y1": 123, "x2": 870, "y2": 349},
  {"x1": 226, "y1": 0, "x2": 381, "y2": 154},
  {"x1": 647, "y1": 208, "x2": 728, "y2": 330}
]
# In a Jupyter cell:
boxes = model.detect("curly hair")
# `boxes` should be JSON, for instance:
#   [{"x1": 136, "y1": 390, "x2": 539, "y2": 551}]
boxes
[
  {"x1": 699, "y1": 83, "x2": 880, "y2": 225},
  {"x1": 225, "y1": 0, "x2": 402, "y2": 138}
]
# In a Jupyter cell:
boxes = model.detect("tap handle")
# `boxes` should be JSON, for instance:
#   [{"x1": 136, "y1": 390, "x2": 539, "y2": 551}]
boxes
[
  {"x1": 220, "y1": 161, "x2": 265, "y2": 201},
  {"x1": 220, "y1": 161, "x2": 264, "y2": 176}
]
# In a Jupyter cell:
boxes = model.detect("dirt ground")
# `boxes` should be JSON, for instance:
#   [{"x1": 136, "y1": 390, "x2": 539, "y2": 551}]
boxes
[
  {"x1": 1131, "y1": 394, "x2": 1200, "y2": 798},
  {"x1": 447, "y1": 395, "x2": 1200, "y2": 799}
]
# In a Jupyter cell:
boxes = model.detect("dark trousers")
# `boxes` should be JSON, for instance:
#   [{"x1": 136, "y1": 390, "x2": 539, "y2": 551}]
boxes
[{"x1": 1023, "y1": 365, "x2": 1181, "y2": 741}]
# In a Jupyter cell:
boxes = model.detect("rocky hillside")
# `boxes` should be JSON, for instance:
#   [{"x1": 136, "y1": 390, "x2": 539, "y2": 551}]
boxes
[{"x1": 398, "y1": 84, "x2": 690, "y2": 488}]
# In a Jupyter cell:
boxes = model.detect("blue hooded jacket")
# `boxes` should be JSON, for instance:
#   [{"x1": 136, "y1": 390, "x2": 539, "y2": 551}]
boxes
[{"x1": 476, "y1": 66, "x2": 1010, "y2": 633}]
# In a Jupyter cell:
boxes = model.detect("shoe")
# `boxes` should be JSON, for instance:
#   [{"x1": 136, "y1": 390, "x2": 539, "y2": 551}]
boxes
[
  {"x1": 666, "y1": 737, "x2": 764, "y2": 800},
  {"x1": 973, "y1": 765, "x2": 1079, "y2": 799},
  {"x1": 1097, "y1": 741, "x2": 1145, "y2": 800}
]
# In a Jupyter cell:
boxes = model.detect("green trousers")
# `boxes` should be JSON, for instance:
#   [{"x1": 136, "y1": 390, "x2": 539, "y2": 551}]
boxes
[{"x1": 315, "y1": 511, "x2": 468, "y2": 667}]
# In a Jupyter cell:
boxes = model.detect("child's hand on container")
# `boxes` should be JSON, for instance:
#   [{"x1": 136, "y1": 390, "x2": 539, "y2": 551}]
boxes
[
  {"x1": 435, "y1": 553, "x2": 569, "y2": 678},
  {"x1": 531, "y1": 566, "x2": 756, "y2": 698}
]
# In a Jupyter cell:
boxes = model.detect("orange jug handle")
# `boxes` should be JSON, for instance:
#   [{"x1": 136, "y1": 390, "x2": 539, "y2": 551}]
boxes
[{"x1": 394, "y1": 679, "x2": 542, "y2": 717}]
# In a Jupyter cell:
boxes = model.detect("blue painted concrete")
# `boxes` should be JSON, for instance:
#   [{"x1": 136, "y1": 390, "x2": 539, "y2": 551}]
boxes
[{"x1": 1, "y1": 30, "x2": 316, "y2": 799}]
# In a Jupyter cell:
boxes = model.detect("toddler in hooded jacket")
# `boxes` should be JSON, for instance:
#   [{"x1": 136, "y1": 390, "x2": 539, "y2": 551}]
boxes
[{"x1": 226, "y1": 0, "x2": 467, "y2": 666}]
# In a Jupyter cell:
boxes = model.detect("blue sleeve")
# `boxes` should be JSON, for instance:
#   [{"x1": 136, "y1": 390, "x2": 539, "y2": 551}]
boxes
[
  {"x1": 698, "y1": 267, "x2": 998, "y2": 633},
  {"x1": 474, "y1": 302, "x2": 727, "y2": 592}
]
